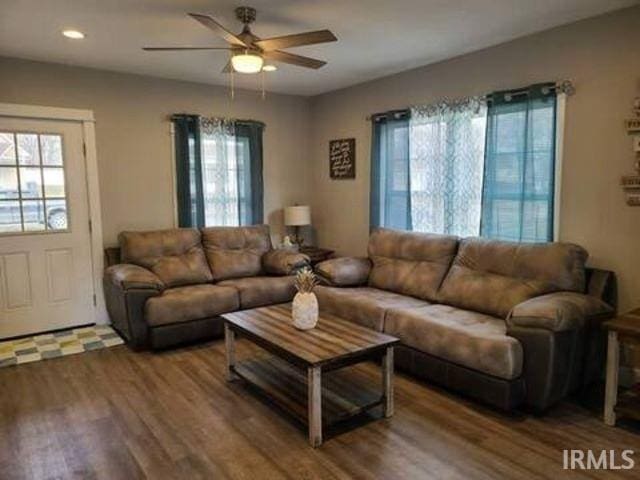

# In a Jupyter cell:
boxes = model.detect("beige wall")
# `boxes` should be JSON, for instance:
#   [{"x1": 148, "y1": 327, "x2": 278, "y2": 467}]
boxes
[
  {"x1": 309, "y1": 6, "x2": 640, "y2": 312},
  {"x1": 0, "y1": 57, "x2": 313, "y2": 246}
]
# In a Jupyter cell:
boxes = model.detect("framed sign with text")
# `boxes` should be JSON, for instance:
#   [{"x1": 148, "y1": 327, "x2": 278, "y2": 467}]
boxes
[{"x1": 329, "y1": 138, "x2": 355, "y2": 179}]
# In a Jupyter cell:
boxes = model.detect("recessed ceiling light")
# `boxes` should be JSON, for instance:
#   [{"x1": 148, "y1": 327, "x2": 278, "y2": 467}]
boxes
[
  {"x1": 62, "y1": 30, "x2": 85, "y2": 39},
  {"x1": 262, "y1": 65, "x2": 277, "y2": 72}
]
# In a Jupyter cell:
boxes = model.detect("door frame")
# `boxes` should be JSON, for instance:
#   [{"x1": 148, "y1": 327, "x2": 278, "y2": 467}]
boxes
[{"x1": 0, "y1": 102, "x2": 107, "y2": 325}]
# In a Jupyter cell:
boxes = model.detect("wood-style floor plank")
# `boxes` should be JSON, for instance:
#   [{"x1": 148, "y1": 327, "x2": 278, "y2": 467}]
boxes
[{"x1": 1, "y1": 339, "x2": 639, "y2": 479}]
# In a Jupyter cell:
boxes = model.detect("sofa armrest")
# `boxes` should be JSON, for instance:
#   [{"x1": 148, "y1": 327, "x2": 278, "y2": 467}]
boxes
[
  {"x1": 507, "y1": 292, "x2": 614, "y2": 332},
  {"x1": 315, "y1": 257, "x2": 371, "y2": 287},
  {"x1": 105, "y1": 264, "x2": 165, "y2": 291},
  {"x1": 262, "y1": 250, "x2": 310, "y2": 275},
  {"x1": 103, "y1": 264, "x2": 163, "y2": 350}
]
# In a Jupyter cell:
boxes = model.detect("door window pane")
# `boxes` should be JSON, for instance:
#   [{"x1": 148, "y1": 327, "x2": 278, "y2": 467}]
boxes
[
  {"x1": 0, "y1": 131, "x2": 69, "y2": 234},
  {"x1": 46, "y1": 199, "x2": 68, "y2": 230},
  {"x1": 0, "y1": 133, "x2": 16, "y2": 165},
  {"x1": 40, "y1": 135, "x2": 63, "y2": 166},
  {"x1": 0, "y1": 168, "x2": 19, "y2": 199},
  {"x1": 22, "y1": 200, "x2": 46, "y2": 231},
  {"x1": 17, "y1": 134, "x2": 40, "y2": 166},
  {"x1": 0, "y1": 201, "x2": 22, "y2": 233},
  {"x1": 43, "y1": 168, "x2": 65, "y2": 197},
  {"x1": 19, "y1": 167, "x2": 43, "y2": 198}
]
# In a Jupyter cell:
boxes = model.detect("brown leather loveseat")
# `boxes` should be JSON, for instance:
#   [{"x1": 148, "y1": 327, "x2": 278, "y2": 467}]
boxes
[
  {"x1": 314, "y1": 228, "x2": 616, "y2": 411},
  {"x1": 103, "y1": 225, "x2": 309, "y2": 349}
]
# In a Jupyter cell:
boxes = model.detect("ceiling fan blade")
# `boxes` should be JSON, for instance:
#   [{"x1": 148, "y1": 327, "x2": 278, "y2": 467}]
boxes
[
  {"x1": 263, "y1": 50, "x2": 326, "y2": 69},
  {"x1": 254, "y1": 30, "x2": 337, "y2": 51},
  {"x1": 188, "y1": 13, "x2": 247, "y2": 47},
  {"x1": 143, "y1": 46, "x2": 233, "y2": 51}
]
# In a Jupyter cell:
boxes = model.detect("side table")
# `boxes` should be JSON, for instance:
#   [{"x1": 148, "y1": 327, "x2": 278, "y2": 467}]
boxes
[{"x1": 604, "y1": 308, "x2": 640, "y2": 426}]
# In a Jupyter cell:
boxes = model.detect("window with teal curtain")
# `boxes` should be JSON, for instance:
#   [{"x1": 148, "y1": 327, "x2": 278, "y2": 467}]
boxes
[
  {"x1": 370, "y1": 110, "x2": 411, "y2": 230},
  {"x1": 481, "y1": 83, "x2": 557, "y2": 243},
  {"x1": 172, "y1": 115, "x2": 264, "y2": 228}
]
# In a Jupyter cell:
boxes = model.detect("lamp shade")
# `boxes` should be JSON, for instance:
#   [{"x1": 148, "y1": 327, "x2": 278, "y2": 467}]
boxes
[{"x1": 284, "y1": 206, "x2": 311, "y2": 226}]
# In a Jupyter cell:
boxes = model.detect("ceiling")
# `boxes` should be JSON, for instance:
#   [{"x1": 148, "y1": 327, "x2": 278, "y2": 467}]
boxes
[{"x1": 1, "y1": 0, "x2": 637, "y2": 96}]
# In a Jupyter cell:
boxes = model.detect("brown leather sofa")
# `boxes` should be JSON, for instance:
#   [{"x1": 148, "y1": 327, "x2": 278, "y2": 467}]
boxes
[
  {"x1": 103, "y1": 225, "x2": 309, "y2": 349},
  {"x1": 314, "y1": 228, "x2": 616, "y2": 411}
]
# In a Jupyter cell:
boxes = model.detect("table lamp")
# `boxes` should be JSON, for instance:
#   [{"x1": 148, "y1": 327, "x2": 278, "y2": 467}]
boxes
[{"x1": 284, "y1": 205, "x2": 311, "y2": 246}]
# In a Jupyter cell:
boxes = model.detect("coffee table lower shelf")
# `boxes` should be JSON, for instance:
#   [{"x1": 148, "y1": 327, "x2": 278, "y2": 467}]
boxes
[{"x1": 231, "y1": 355, "x2": 385, "y2": 439}]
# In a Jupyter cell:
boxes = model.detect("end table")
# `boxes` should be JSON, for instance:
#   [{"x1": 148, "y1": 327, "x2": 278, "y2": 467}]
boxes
[{"x1": 604, "y1": 308, "x2": 640, "y2": 426}]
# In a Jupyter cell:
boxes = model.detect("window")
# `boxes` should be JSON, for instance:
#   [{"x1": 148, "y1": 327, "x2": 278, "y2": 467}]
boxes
[
  {"x1": 409, "y1": 99, "x2": 487, "y2": 237},
  {"x1": 200, "y1": 134, "x2": 251, "y2": 226},
  {"x1": 172, "y1": 115, "x2": 263, "y2": 228},
  {"x1": 370, "y1": 83, "x2": 561, "y2": 243},
  {"x1": 0, "y1": 132, "x2": 68, "y2": 234}
]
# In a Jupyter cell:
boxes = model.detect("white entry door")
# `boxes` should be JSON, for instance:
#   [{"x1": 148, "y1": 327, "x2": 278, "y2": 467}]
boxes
[{"x1": 0, "y1": 117, "x2": 95, "y2": 338}]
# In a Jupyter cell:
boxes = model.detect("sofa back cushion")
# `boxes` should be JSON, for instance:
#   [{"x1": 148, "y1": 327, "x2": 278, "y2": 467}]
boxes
[
  {"x1": 438, "y1": 237, "x2": 588, "y2": 318},
  {"x1": 367, "y1": 228, "x2": 459, "y2": 302},
  {"x1": 201, "y1": 225, "x2": 272, "y2": 281},
  {"x1": 119, "y1": 228, "x2": 213, "y2": 288}
]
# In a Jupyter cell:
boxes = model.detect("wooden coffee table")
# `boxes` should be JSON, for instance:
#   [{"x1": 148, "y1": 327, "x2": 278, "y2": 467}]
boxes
[{"x1": 221, "y1": 304, "x2": 399, "y2": 447}]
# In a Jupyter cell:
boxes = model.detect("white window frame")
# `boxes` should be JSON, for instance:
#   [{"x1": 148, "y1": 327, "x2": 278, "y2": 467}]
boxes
[{"x1": 553, "y1": 93, "x2": 566, "y2": 241}]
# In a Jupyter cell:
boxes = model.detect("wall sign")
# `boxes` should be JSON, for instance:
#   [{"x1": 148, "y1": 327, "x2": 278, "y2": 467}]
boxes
[
  {"x1": 329, "y1": 138, "x2": 355, "y2": 179},
  {"x1": 621, "y1": 97, "x2": 640, "y2": 206}
]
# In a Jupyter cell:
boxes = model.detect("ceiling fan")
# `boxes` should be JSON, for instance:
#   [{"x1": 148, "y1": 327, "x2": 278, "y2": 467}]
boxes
[{"x1": 143, "y1": 6, "x2": 337, "y2": 75}]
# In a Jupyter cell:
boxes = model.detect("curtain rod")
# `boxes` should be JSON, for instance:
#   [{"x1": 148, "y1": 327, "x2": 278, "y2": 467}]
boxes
[
  {"x1": 169, "y1": 114, "x2": 265, "y2": 128},
  {"x1": 366, "y1": 80, "x2": 575, "y2": 121}
]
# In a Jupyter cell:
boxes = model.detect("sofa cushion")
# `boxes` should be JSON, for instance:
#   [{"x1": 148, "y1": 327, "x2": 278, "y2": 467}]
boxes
[
  {"x1": 315, "y1": 257, "x2": 371, "y2": 287},
  {"x1": 218, "y1": 276, "x2": 296, "y2": 309},
  {"x1": 385, "y1": 304, "x2": 523, "y2": 380},
  {"x1": 201, "y1": 225, "x2": 272, "y2": 281},
  {"x1": 438, "y1": 237, "x2": 588, "y2": 319},
  {"x1": 367, "y1": 228, "x2": 459, "y2": 302},
  {"x1": 262, "y1": 249, "x2": 310, "y2": 275},
  {"x1": 145, "y1": 284, "x2": 239, "y2": 327},
  {"x1": 119, "y1": 229, "x2": 213, "y2": 288},
  {"x1": 315, "y1": 285, "x2": 429, "y2": 331}
]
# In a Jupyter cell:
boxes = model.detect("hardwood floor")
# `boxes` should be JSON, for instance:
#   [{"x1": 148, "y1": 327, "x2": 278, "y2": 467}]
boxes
[{"x1": 1, "y1": 339, "x2": 639, "y2": 479}]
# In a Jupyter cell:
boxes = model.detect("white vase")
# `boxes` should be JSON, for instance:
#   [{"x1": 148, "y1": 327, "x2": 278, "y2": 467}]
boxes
[{"x1": 292, "y1": 292, "x2": 319, "y2": 330}]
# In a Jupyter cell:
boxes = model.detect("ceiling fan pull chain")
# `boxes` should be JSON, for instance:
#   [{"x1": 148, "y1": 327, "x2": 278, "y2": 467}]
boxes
[
  {"x1": 230, "y1": 57, "x2": 235, "y2": 101},
  {"x1": 261, "y1": 70, "x2": 266, "y2": 100}
]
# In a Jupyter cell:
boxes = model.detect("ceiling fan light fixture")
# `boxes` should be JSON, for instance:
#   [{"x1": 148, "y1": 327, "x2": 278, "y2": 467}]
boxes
[
  {"x1": 231, "y1": 52, "x2": 264, "y2": 74},
  {"x1": 62, "y1": 29, "x2": 85, "y2": 39}
]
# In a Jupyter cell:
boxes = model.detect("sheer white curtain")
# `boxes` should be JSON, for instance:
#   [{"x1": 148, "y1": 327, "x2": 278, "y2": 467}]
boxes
[
  {"x1": 409, "y1": 97, "x2": 487, "y2": 237},
  {"x1": 199, "y1": 117, "x2": 240, "y2": 226}
]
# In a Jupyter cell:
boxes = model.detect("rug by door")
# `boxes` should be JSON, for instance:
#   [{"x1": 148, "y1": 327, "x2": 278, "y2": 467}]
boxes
[{"x1": 0, "y1": 325, "x2": 123, "y2": 368}]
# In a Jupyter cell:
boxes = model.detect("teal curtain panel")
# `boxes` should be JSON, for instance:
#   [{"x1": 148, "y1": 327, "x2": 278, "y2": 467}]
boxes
[
  {"x1": 370, "y1": 110, "x2": 411, "y2": 231},
  {"x1": 172, "y1": 114, "x2": 204, "y2": 228},
  {"x1": 480, "y1": 83, "x2": 557, "y2": 242}
]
